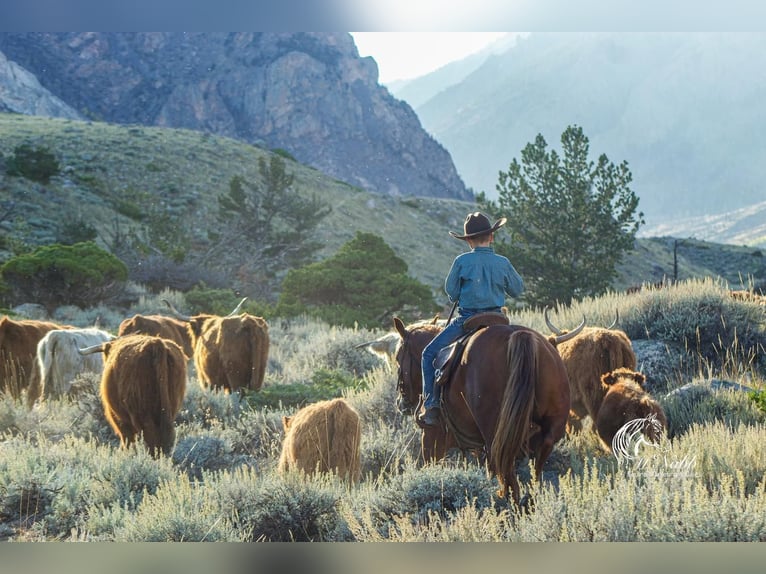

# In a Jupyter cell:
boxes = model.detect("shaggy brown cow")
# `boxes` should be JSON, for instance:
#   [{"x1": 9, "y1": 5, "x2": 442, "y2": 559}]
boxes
[
  {"x1": 546, "y1": 310, "x2": 637, "y2": 434},
  {"x1": 596, "y1": 367, "x2": 667, "y2": 452},
  {"x1": 190, "y1": 313, "x2": 269, "y2": 393},
  {"x1": 729, "y1": 290, "x2": 766, "y2": 306},
  {"x1": 80, "y1": 334, "x2": 187, "y2": 456},
  {"x1": 0, "y1": 316, "x2": 68, "y2": 400},
  {"x1": 163, "y1": 299, "x2": 269, "y2": 394},
  {"x1": 278, "y1": 398, "x2": 361, "y2": 483},
  {"x1": 118, "y1": 314, "x2": 194, "y2": 358}
]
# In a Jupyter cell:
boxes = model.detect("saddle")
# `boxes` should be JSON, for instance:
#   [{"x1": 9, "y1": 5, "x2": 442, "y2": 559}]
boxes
[{"x1": 433, "y1": 312, "x2": 509, "y2": 386}]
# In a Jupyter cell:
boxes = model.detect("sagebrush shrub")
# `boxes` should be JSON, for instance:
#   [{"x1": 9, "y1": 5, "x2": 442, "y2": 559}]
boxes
[
  {"x1": 5, "y1": 143, "x2": 60, "y2": 183},
  {"x1": 114, "y1": 476, "x2": 244, "y2": 542},
  {"x1": 216, "y1": 468, "x2": 347, "y2": 541}
]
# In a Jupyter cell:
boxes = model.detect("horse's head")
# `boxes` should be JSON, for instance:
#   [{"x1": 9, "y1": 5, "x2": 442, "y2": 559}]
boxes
[{"x1": 392, "y1": 317, "x2": 439, "y2": 413}]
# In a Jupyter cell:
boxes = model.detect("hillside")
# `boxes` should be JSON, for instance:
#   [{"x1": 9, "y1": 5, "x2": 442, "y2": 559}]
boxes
[
  {"x1": 1, "y1": 113, "x2": 764, "y2": 307},
  {"x1": 0, "y1": 113, "x2": 471, "y2": 300}
]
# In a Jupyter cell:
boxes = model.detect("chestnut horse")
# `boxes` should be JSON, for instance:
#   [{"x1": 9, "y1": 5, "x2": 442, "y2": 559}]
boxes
[{"x1": 393, "y1": 317, "x2": 576, "y2": 505}]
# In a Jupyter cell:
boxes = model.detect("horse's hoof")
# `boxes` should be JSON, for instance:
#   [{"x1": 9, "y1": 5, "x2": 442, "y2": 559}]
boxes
[{"x1": 519, "y1": 493, "x2": 535, "y2": 514}]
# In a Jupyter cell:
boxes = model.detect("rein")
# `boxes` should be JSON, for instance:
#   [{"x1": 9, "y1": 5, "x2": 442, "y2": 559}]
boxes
[{"x1": 396, "y1": 330, "x2": 418, "y2": 404}]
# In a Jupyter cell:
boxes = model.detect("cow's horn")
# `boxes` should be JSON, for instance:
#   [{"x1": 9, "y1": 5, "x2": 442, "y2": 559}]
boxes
[
  {"x1": 607, "y1": 309, "x2": 620, "y2": 330},
  {"x1": 553, "y1": 316, "x2": 586, "y2": 345},
  {"x1": 226, "y1": 297, "x2": 248, "y2": 317},
  {"x1": 162, "y1": 298, "x2": 191, "y2": 321},
  {"x1": 78, "y1": 343, "x2": 105, "y2": 355},
  {"x1": 544, "y1": 306, "x2": 563, "y2": 335}
]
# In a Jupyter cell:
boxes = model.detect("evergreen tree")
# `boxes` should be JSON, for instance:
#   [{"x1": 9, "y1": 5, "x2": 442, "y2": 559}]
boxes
[
  {"x1": 203, "y1": 154, "x2": 331, "y2": 299},
  {"x1": 276, "y1": 232, "x2": 437, "y2": 328},
  {"x1": 479, "y1": 125, "x2": 644, "y2": 307}
]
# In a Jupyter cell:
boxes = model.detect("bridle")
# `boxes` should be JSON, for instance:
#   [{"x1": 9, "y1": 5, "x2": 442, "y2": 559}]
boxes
[{"x1": 395, "y1": 328, "x2": 423, "y2": 411}]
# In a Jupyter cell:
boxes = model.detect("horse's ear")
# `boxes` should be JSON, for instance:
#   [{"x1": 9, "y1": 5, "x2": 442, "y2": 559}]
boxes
[
  {"x1": 393, "y1": 317, "x2": 408, "y2": 339},
  {"x1": 631, "y1": 370, "x2": 647, "y2": 386},
  {"x1": 601, "y1": 371, "x2": 616, "y2": 386}
]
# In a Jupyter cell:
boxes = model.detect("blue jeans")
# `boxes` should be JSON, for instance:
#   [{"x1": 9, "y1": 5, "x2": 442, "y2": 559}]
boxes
[{"x1": 421, "y1": 316, "x2": 466, "y2": 410}]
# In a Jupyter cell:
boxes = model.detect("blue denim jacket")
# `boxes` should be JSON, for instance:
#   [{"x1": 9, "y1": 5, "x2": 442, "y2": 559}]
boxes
[{"x1": 444, "y1": 246, "x2": 524, "y2": 312}]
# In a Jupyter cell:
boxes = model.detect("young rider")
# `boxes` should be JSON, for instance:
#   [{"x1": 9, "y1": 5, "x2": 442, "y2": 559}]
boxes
[{"x1": 418, "y1": 211, "x2": 524, "y2": 426}]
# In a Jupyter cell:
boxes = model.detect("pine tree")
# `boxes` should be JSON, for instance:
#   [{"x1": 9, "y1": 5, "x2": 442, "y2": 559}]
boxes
[{"x1": 479, "y1": 125, "x2": 644, "y2": 307}]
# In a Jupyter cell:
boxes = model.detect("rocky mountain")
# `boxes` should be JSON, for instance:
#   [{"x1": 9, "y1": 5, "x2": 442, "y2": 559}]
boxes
[
  {"x1": 0, "y1": 50, "x2": 81, "y2": 119},
  {"x1": 387, "y1": 33, "x2": 522, "y2": 109},
  {"x1": 393, "y1": 32, "x2": 766, "y2": 230},
  {"x1": 0, "y1": 32, "x2": 471, "y2": 202}
]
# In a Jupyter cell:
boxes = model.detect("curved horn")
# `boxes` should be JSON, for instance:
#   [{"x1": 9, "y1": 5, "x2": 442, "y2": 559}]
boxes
[
  {"x1": 226, "y1": 297, "x2": 248, "y2": 317},
  {"x1": 162, "y1": 298, "x2": 191, "y2": 321},
  {"x1": 78, "y1": 343, "x2": 105, "y2": 356},
  {"x1": 607, "y1": 309, "x2": 620, "y2": 330},
  {"x1": 544, "y1": 306, "x2": 564, "y2": 335},
  {"x1": 553, "y1": 316, "x2": 586, "y2": 345}
]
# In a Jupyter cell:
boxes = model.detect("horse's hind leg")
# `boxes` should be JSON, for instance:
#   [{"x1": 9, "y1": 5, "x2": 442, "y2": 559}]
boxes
[
  {"x1": 533, "y1": 431, "x2": 557, "y2": 481},
  {"x1": 496, "y1": 474, "x2": 520, "y2": 507}
]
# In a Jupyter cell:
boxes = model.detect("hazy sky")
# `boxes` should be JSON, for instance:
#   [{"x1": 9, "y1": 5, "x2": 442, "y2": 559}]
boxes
[{"x1": 351, "y1": 32, "x2": 509, "y2": 84}]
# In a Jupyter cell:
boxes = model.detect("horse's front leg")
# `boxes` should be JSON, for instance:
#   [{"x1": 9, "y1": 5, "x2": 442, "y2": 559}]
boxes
[{"x1": 420, "y1": 424, "x2": 450, "y2": 463}]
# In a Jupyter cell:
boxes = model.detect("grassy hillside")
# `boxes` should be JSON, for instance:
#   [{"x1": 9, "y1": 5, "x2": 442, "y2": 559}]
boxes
[
  {"x1": 615, "y1": 236, "x2": 766, "y2": 292},
  {"x1": 1, "y1": 113, "x2": 764, "y2": 307},
  {"x1": 0, "y1": 113, "x2": 471, "y2": 297}
]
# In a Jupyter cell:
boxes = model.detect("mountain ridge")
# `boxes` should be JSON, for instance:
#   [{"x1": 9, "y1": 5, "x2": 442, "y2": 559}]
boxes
[
  {"x1": 0, "y1": 32, "x2": 471, "y2": 203},
  {"x1": 391, "y1": 32, "x2": 766, "y2": 240}
]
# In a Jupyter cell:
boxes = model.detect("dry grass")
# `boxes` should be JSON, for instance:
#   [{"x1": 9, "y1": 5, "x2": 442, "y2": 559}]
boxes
[{"x1": 1, "y1": 279, "x2": 765, "y2": 541}]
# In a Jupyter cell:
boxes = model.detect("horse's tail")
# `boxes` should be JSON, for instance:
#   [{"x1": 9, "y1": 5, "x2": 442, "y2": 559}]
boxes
[{"x1": 490, "y1": 330, "x2": 537, "y2": 482}]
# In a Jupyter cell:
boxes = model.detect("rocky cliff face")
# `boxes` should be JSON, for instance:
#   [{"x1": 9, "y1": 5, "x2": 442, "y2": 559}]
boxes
[
  {"x1": 0, "y1": 50, "x2": 81, "y2": 119},
  {"x1": 0, "y1": 32, "x2": 471, "y2": 201}
]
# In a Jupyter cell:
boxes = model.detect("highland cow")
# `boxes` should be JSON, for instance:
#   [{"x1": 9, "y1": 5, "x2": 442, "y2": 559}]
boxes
[
  {"x1": 278, "y1": 398, "x2": 362, "y2": 483},
  {"x1": 552, "y1": 322, "x2": 637, "y2": 433},
  {"x1": 118, "y1": 314, "x2": 194, "y2": 358},
  {"x1": 30, "y1": 327, "x2": 114, "y2": 408},
  {"x1": 0, "y1": 316, "x2": 69, "y2": 401},
  {"x1": 162, "y1": 298, "x2": 268, "y2": 393},
  {"x1": 596, "y1": 367, "x2": 667, "y2": 451},
  {"x1": 79, "y1": 334, "x2": 187, "y2": 456}
]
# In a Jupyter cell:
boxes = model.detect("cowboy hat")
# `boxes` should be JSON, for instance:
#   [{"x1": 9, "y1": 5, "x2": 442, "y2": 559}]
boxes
[{"x1": 449, "y1": 212, "x2": 507, "y2": 240}]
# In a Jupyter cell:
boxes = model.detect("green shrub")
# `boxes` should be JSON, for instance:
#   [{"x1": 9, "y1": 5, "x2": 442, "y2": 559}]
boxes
[
  {"x1": 172, "y1": 428, "x2": 257, "y2": 481},
  {"x1": 345, "y1": 464, "x2": 498, "y2": 540},
  {"x1": 5, "y1": 143, "x2": 60, "y2": 183},
  {"x1": 276, "y1": 232, "x2": 438, "y2": 329},
  {"x1": 619, "y1": 278, "x2": 766, "y2": 367},
  {"x1": 0, "y1": 241, "x2": 127, "y2": 310},
  {"x1": 57, "y1": 221, "x2": 98, "y2": 246},
  {"x1": 184, "y1": 284, "x2": 247, "y2": 315},
  {"x1": 748, "y1": 388, "x2": 766, "y2": 413},
  {"x1": 271, "y1": 147, "x2": 297, "y2": 162},
  {"x1": 662, "y1": 384, "x2": 766, "y2": 438},
  {"x1": 243, "y1": 368, "x2": 364, "y2": 410},
  {"x1": 0, "y1": 434, "x2": 176, "y2": 541}
]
